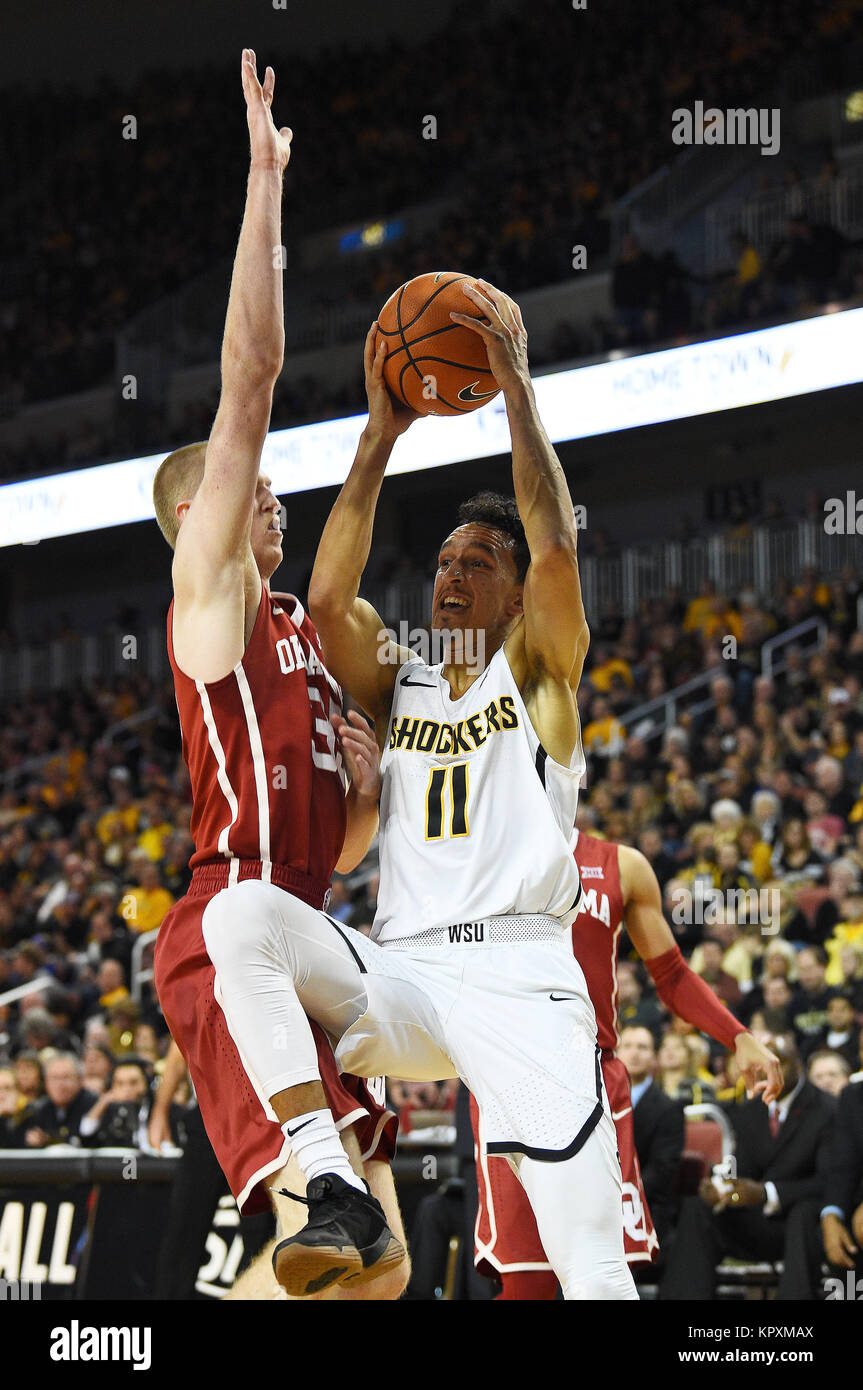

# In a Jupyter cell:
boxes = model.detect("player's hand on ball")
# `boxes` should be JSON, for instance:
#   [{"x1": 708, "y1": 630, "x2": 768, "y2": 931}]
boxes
[
  {"x1": 450, "y1": 280, "x2": 530, "y2": 396},
  {"x1": 241, "y1": 49, "x2": 292, "y2": 172},
  {"x1": 332, "y1": 709, "x2": 381, "y2": 799},
  {"x1": 365, "y1": 324, "x2": 421, "y2": 442}
]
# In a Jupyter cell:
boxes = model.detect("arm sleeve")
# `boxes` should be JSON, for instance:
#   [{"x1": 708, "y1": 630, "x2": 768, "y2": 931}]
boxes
[{"x1": 645, "y1": 945, "x2": 748, "y2": 1052}]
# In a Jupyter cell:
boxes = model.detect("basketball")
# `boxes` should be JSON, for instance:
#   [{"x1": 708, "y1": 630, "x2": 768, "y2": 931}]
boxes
[{"x1": 375, "y1": 271, "x2": 501, "y2": 417}]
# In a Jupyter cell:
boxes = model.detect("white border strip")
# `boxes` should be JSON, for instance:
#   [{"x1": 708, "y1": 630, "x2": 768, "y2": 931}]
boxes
[{"x1": 3, "y1": 306, "x2": 862, "y2": 548}]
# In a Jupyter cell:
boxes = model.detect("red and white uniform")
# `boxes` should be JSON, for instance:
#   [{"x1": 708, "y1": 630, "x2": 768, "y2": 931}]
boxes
[
  {"x1": 473, "y1": 829, "x2": 658, "y2": 1276},
  {"x1": 154, "y1": 587, "x2": 396, "y2": 1214}
]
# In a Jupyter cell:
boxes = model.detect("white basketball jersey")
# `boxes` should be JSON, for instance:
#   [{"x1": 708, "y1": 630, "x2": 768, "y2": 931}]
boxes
[{"x1": 372, "y1": 645, "x2": 585, "y2": 944}]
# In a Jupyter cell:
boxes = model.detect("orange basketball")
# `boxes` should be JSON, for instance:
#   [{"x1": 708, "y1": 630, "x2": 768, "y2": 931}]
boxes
[{"x1": 375, "y1": 271, "x2": 501, "y2": 417}]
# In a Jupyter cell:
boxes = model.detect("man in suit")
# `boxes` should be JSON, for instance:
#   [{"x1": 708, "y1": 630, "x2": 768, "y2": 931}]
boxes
[
  {"x1": 617, "y1": 1025, "x2": 685, "y2": 1248},
  {"x1": 659, "y1": 1032, "x2": 836, "y2": 1300},
  {"x1": 23, "y1": 1052, "x2": 97, "y2": 1148},
  {"x1": 786, "y1": 1057, "x2": 863, "y2": 1298}
]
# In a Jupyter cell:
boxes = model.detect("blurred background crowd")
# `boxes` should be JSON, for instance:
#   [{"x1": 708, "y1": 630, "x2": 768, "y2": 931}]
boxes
[{"x1": 2, "y1": 556, "x2": 862, "y2": 1151}]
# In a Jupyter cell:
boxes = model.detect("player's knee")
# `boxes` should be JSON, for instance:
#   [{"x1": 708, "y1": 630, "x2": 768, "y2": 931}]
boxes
[
  {"x1": 202, "y1": 879, "x2": 274, "y2": 967},
  {"x1": 560, "y1": 1259, "x2": 636, "y2": 1301}
]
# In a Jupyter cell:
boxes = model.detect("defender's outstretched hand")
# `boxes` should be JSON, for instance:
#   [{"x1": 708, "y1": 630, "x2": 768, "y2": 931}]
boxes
[{"x1": 241, "y1": 48, "x2": 292, "y2": 171}]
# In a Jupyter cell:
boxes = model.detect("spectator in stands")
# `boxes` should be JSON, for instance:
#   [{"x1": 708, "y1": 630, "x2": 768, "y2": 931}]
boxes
[
  {"x1": 656, "y1": 1031, "x2": 715, "y2": 1106},
  {"x1": 751, "y1": 975, "x2": 796, "y2": 1036},
  {"x1": 616, "y1": 1025, "x2": 684, "y2": 1249},
  {"x1": 824, "y1": 889, "x2": 863, "y2": 985},
  {"x1": 659, "y1": 1032, "x2": 835, "y2": 1299},
  {"x1": 739, "y1": 941, "x2": 797, "y2": 1024},
  {"x1": 582, "y1": 695, "x2": 627, "y2": 760},
  {"x1": 791, "y1": 946, "x2": 836, "y2": 1044},
  {"x1": 0, "y1": 1065, "x2": 31, "y2": 1146},
  {"x1": 118, "y1": 854, "x2": 175, "y2": 934},
  {"x1": 23, "y1": 1052, "x2": 97, "y2": 1148},
  {"x1": 789, "y1": 1045, "x2": 863, "y2": 1299},
  {"x1": 616, "y1": 962, "x2": 665, "y2": 1038},
  {"x1": 727, "y1": 230, "x2": 763, "y2": 315},
  {"x1": 82, "y1": 1043, "x2": 114, "y2": 1095},
  {"x1": 801, "y1": 992, "x2": 861, "y2": 1071},
  {"x1": 807, "y1": 1049, "x2": 852, "y2": 1098},
  {"x1": 835, "y1": 942, "x2": 863, "y2": 1012},
  {"x1": 813, "y1": 754, "x2": 856, "y2": 821},
  {"x1": 611, "y1": 235, "x2": 658, "y2": 343},
  {"x1": 80, "y1": 1056, "x2": 158, "y2": 1147},
  {"x1": 12, "y1": 1051, "x2": 44, "y2": 1103},
  {"x1": 812, "y1": 859, "x2": 862, "y2": 945},
  {"x1": 690, "y1": 938, "x2": 742, "y2": 1012},
  {"x1": 772, "y1": 819, "x2": 828, "y2": 881}
]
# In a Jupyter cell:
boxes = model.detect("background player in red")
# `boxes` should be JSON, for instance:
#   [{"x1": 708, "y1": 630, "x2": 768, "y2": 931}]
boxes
[
  {"x1": 472, "y1": 829, "x2": 782, "y2": 1298},
  {"x1": 151, "y1": 50, "x2": 407, "y2": 1300}
]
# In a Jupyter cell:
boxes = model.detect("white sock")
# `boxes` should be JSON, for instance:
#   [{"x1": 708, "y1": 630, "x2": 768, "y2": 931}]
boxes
[{"x1": 281, "y1": 1110, "x2": 365, "y2": 1192}]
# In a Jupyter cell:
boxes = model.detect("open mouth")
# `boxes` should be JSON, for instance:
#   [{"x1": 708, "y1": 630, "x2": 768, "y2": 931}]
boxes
[{"x1": 439, "y1": 595, "x2": 470, "y2": 612}]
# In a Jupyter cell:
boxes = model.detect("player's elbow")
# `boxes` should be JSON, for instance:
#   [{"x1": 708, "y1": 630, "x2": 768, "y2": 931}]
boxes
[
  {"x1": 308, "y1": 576, "x2": 350, "y2": 626},
  {"x1": 222, "y1": 337, "x2": 284, "y2": 389}
]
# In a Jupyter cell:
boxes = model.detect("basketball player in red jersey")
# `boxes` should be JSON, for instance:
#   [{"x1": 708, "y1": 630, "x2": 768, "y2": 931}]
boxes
[
  {"x1": 472, "y1": 829, "x2": 782, "y2": 1298},
  {"x1": 151, "y1": 51, "x2": 407, "y2": 1300}
]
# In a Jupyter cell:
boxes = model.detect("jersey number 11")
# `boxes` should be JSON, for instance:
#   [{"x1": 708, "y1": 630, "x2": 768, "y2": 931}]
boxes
[{"x1": 425, "y1": 762, "x2": 470, "y2": 840}]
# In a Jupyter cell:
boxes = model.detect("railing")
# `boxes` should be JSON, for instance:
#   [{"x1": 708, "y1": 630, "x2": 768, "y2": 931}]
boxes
[
  {"x1": 0, "y1": 975, "x2": 55, "y2": 1008},
  {"x1": 761, "y1": 617, "x2": 827, "y2": 678},
  {"x1": 130, "y1": 929, "x2": 160, "y2": 1005},
  {"x1": 705, "y1": 166, "x2": 863, "y2": 273},
  {"x1": 619, "y1": 664, "x2": 728, "y2": 738},
  {"x1": 619, "y1": 616, "x2": 829, "y2": 744},
  {"x1": 0, "y1": 625, "x2": 170, "y2": 702},
  {"x1": 612, "y1": 143, "x2": 755, "y2": 256},
  {"x1": 1, "y1": 524, "x2": 860, "y2": 702}
]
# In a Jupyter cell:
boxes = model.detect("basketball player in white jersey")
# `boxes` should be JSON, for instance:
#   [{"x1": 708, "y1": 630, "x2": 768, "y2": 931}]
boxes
[{"x1": 200, "y1": 280, "x2": 637, "y2": 1298}]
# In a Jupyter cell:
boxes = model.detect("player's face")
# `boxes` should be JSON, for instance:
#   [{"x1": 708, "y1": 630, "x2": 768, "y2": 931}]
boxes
[
  {"x1": 250, "y1": 475, "x2": 283, "y2": 578},
  {"x1": 432, "y1": 524, "x2": 522, "y2": 641}
]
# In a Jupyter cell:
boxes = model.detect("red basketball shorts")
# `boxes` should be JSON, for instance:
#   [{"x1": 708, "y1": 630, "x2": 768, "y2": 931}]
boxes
[{"x1": 154, "y1": 862, "x2": 397, "y2": 1215}]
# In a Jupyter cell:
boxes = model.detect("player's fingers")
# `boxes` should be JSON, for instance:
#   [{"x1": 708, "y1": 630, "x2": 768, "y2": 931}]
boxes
[
  {"x1": 478, "y1": 279, "x2": 516, "y2": 326},
  {"x1": 346, "y1": 708, "x2": 374, "y2": 731},
  {"x1": 462, "y1": 281, "x2": 501, "y2": 322},
  {"x1": 263, "y1": 65, "x2": 275, "y2": 105},
  {"x1": 449, "y1": 310, "x2": 498, "y2": 339}
]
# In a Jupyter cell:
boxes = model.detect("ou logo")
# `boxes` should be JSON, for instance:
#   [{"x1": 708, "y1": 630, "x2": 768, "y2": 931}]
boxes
[{"x1": 621, "y1": 1182, "x2": 646, "y2": 1240}]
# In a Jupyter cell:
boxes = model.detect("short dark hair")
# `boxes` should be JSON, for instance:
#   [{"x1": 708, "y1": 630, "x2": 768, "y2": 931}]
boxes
[{"x1": 456, "y1": 492, "x2": 530, "y2": 581}]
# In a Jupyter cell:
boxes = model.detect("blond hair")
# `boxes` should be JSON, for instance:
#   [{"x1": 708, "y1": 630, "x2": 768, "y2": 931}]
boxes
[{"x1": 152, "y1": 442, "x2": 207, "y2": 548}]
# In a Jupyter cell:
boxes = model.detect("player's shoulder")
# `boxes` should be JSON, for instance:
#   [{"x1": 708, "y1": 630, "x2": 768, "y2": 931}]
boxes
[{"x1": 392, "y1": 653, "x2": 438, "y2": 692}]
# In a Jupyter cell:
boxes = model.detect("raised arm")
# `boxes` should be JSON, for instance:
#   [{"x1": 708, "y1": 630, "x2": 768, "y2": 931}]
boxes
[
  {"x1": 171, "y1": 51, "x2": 291, "y2": 675},
  {"x1": 307, "y1": 326, "x2": 418, "y2": 723},
  {"x1": 617, "y1": 844, "x2": 782, "y2": 1104},
  {"x1": 450, "y1": 281, "x2": 589, "y2": 691}
]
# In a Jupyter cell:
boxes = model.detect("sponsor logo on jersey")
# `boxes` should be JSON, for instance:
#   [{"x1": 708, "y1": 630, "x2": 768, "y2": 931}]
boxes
[
  {"x1": 388, "y1": 696, "x2": 519, "y2": 755},
  {"x1": 447, "y1": 922, "x2": 485, "y2": 943},
  {"x1": 579, "y1": 865, "x2": 604, "y2": 878}
]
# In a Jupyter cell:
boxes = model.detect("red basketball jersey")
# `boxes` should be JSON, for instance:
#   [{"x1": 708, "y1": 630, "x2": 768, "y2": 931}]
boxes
[
  {"x1": 571, "y1": 829, "x2": 626, "y2": 1052},
  {"x1": 167, "y1": 586, "x2": 347, "y2": 883}
]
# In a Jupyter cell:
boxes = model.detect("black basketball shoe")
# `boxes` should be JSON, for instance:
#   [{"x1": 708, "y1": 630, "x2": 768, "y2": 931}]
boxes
[{"x1": 272, "y1": 1172, "x2": 405, "y2": 1297}]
